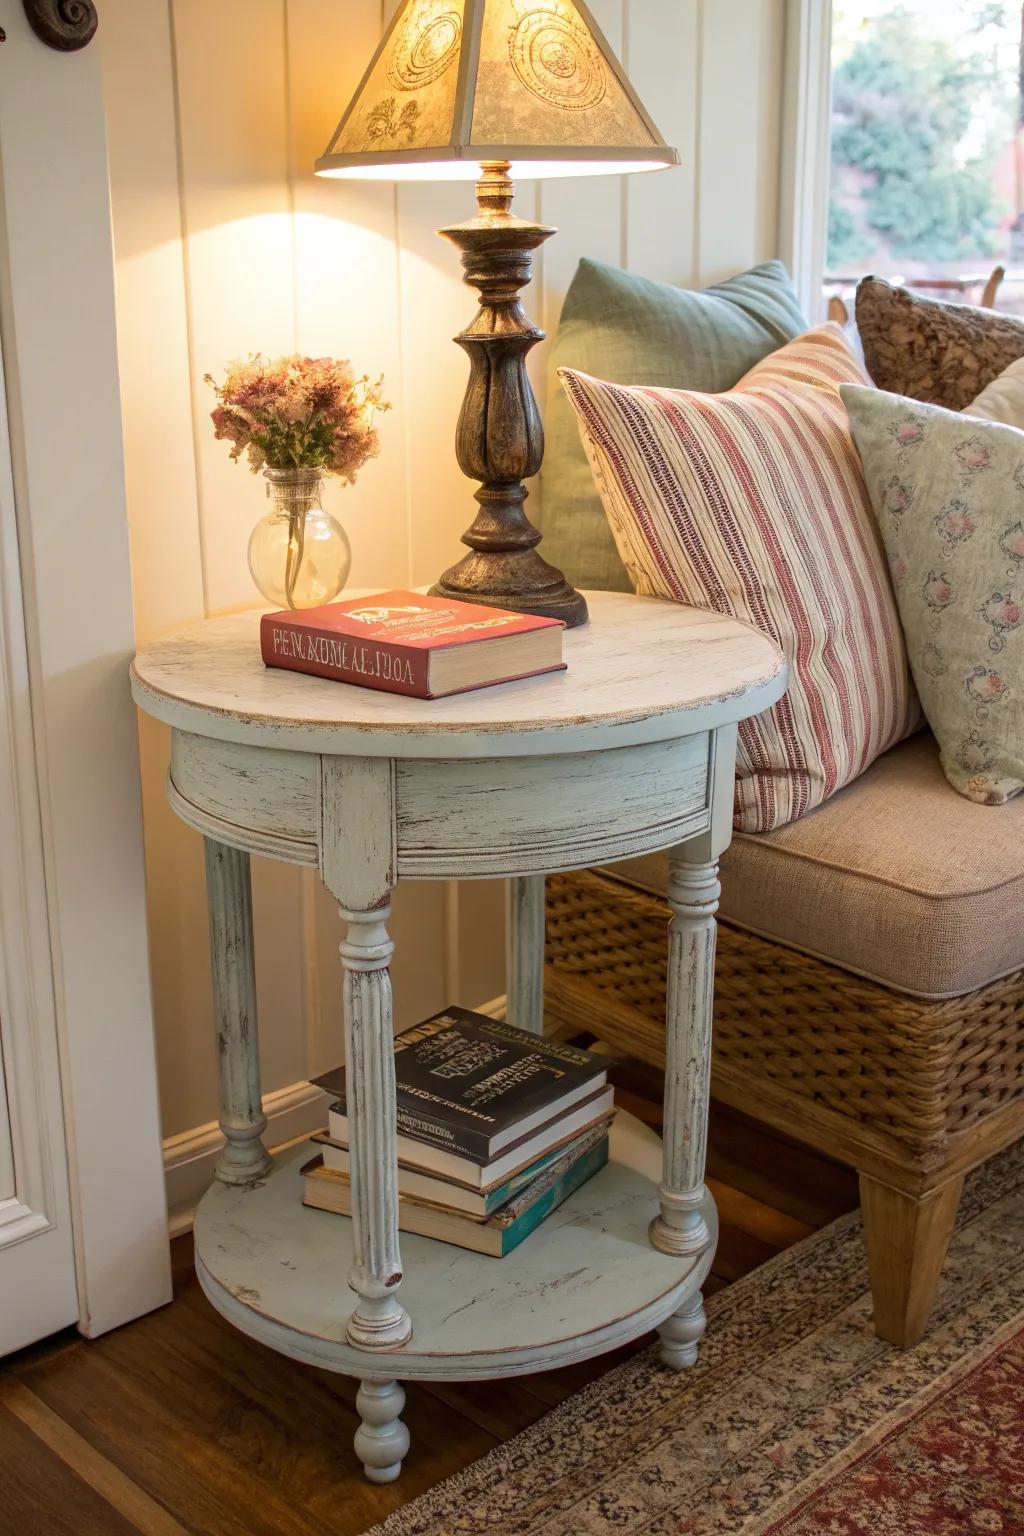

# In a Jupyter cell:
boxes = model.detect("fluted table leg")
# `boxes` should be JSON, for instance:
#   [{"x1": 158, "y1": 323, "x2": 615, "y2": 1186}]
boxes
[
  {"x1": 339, "y1": 900, "x2": 411, "y2": 1352},
  {"x1": 506, "y1": 874, "x2": 545, "y2": 1035},
  {"x1": 649, "y1": 848, "x2": 720, "y2": 1258},
  {"x1": 203, "y1": 839, "x2": 272, "y2": 1186},
  {"x1": 319, "y1": 757, "x2": 410, "y2": 1479}
]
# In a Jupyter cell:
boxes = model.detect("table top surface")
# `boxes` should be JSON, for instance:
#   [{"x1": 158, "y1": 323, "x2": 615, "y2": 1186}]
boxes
[{"x1": 131, "y1": 590, "x2": 786, "y2": 758}]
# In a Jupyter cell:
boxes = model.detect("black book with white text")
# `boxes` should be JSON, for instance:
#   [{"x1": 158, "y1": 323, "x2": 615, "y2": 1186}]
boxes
[{"x1": 311, "y1": 1006, "x2": 609, "y2": 1166}]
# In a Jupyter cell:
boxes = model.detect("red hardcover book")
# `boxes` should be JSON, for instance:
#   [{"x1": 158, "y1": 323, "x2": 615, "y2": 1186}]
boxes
[{"x1": 260, "y1": 591, "x2": 566, "y2": 699}]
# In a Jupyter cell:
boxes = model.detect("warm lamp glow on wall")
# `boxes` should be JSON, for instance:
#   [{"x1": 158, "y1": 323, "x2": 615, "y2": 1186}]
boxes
[{"x1": 315, "y1": 0, "x2": 678, "y2": 626}]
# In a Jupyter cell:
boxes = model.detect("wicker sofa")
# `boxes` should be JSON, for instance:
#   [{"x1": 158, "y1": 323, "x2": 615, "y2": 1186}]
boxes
[
  {"x1": 544, "y1": 729, "x2": 1024, "y2": 1347},
  {"x1": 537, "y1": 258, "x2": 1024, "y2": 1346},
  {"x1": 549, "y1": 721, "x2": 1024, "y2": 1345}
]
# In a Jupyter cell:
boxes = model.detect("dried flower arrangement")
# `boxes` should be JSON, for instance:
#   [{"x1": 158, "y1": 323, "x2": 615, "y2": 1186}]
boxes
[
  {"x1": 206, "y1": 354, "x2": 389, "y2": 479},
  {"x1": 206, "y1": 355, "x2": 390, "y2": 611}
]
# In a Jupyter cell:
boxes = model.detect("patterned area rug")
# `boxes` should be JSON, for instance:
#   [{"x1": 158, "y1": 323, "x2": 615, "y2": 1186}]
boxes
[{"x1": 365, "y1": 1142, "x2": 1024, "y2": 1536}]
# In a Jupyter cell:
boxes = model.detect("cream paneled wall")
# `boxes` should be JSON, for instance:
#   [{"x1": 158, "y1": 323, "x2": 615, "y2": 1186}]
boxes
[{"x1": 100, "y1": 0, "x2": 784, "y2": 1144}]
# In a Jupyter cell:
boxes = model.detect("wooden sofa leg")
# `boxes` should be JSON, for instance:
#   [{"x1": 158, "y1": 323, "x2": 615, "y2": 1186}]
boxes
[{"x1": 859, "y1": 1173, "x2": 964, "y2": 1349}]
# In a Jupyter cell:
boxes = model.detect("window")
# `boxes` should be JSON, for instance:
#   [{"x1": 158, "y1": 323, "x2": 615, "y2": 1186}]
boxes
[{"x1": 827, "y1": 1, "x2": 1024, "y2": 316}]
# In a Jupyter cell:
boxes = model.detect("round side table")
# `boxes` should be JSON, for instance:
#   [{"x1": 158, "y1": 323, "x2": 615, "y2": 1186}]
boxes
[{"x1": 131, "y1": 590, "x2": 786, "y2": 1483}]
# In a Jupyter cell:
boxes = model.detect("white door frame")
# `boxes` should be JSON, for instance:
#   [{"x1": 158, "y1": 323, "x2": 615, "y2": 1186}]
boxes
[
  {"x1": 0, "y1": 318, "x2": 80, "y2": 1353},
  {"x1": 778, "y1": 0, "x2": 833, "y2": 321},
  {"x1": 0, "y1": 0, "x2": 171, "y2": 1339}
]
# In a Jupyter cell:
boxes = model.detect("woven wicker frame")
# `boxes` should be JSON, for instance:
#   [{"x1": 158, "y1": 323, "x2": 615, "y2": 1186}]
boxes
[{"x1": 544, "y1": 868, "x2": 1024, "y2": 1175}]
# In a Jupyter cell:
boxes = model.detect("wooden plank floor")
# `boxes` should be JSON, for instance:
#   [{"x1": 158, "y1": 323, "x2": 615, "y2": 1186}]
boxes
[{"x1": 0, "y1": 1073, "x2": 858, "y2": 1536}]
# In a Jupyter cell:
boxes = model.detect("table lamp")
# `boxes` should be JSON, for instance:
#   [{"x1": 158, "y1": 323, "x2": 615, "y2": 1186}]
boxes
[{"x1": 316, "y1": 0, "x2": 678, "y2": 627}]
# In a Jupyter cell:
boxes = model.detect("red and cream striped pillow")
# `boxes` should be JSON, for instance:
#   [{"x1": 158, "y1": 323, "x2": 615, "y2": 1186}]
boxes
[{"x1": 559, "y1": 325, "x2": 920, "y2": 832}]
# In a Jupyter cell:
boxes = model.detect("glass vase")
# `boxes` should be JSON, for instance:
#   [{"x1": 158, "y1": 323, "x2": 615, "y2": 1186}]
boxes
[{"x1": 248, "y1": 467, "x2": 351, "y2": 611}]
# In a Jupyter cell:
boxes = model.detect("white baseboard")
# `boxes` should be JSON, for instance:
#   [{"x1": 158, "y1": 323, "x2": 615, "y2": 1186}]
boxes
[
  {"x1": 164, "y1": 998, "x2": 510, "y2": 1239},
  {"x1": 163, "y1": 1081, "x2": 329, "y2": 1238}
]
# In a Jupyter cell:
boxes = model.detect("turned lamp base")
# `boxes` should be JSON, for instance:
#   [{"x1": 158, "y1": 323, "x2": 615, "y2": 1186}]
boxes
[
  {"x1": 431, "y1": 162, "x2": 589, "y2": 629},
  {"x1": 429, "y1": 550, "x2": 589, "y2": 629}
]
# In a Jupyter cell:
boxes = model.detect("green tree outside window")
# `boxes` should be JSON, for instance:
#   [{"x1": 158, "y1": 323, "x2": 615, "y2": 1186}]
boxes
[{"x1": 829, "y1": 2, "x2": 1018, "y2": 270}]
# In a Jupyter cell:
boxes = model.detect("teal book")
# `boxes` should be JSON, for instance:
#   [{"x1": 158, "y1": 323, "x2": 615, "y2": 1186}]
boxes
[
  {"x1": 302, "y1": 1125, "x2": 611, "y2": 1257},
  {"x1": 312, "y1": 1122, "x2": 609, "y2": 1218},
  {"x1": 483, "y1": 1130, "x2": 610, "y2": 1256}
]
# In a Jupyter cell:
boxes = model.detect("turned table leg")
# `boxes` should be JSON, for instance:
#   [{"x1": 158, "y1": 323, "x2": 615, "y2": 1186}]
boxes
[
  {"x1": 203, "y1": 839, "x2": 272, "y2": 1186},
  {"x1": 658, "y1": 1292, "x2": 707, "y2": 1370},
  {"x1": 355, "y1": 1380, "x2": 410, "y2": 1485},
  {"x1": 506, "y1": 874, "x2": 545, "y2": 1035},
  {"x1": 339, "y1": 901, "x2": 412, "y2": 1354},
  {"x1": 650, "y1": 845, "x2": 719, "y2": 1259}
]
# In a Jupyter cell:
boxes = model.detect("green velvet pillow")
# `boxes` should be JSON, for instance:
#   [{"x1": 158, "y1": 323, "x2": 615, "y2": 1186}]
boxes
[{"x1": 538, "y1": 258, "x2": 807, "y2": 592}]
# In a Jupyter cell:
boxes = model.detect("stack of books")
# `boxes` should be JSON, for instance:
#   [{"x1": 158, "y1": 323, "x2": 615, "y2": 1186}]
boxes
[{"x1": 302, "y1": 1007, "x2": 615, "y2": 1256}]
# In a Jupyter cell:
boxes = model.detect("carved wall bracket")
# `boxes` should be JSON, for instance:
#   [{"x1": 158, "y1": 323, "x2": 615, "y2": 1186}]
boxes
[{"x1": 23, "y1": 0, "x2": 97, "y2": 51}]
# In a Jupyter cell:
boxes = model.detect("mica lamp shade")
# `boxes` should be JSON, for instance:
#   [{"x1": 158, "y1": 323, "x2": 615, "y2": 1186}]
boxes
[
  {"x1": 314, "y1": 0, "x2": 678, "y2": 628},
  {"x1": 314, "y1": 0, "x2": 679, "y2": 181}
]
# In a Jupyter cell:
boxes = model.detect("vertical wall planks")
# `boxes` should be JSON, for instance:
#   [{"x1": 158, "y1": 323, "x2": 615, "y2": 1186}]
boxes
[
  {"x1": 286, "y1": 0, "x2": 411, "y2": 593},
  {"x1": 171, "y1": 0, "x2": 309, "y2": 1106},
  {"x1": 101, "y1": 0, "x2": 204, "y2": 644},
  {"x1": 103, "y1": 0, "x2": 793, "y2": 1151},
  {"x1": 102, "y1": 0, "x2": 217, "y2": 1134},
  {"x1": 623, "y1": 0, "x2": 701, "y2": 287},
  {"x1": 754, "y1": 1, "x2": 787, "y2": 270},
  {"x1": 172, "y1": 0, "x2": 298, "y2": 615},
  {"x1": 697, "y1": 0, "x2": 785, "y2": 285},
  {"x1": 307, "y1": 876, "x2": 450, "y2": 1079},
  {"x1": 456, "y1": 880, "x2": 508, "y2": 1010},
  {"x1": 292, "y1": 0, "x2": 450, "y2": 1077},
  {"x1": 537, "y1": 0, "x2": 626, "y2": 351},
  {"x1": 396, "y1": 174, "x2": 483, "y2": 587},
  {"x1": 388, "y1": 0, "x2": 476, "y2": 588},
  {"x1": 135, "y1": 714, "x2": 220, "y2": 1131},
  {"x1": 248, "y1": 862, "x2": 310, "y2": 1098}
]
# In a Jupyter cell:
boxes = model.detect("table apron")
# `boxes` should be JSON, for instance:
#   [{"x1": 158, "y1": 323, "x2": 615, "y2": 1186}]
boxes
[{"x1": 169, "y1": 729, "x2": 714, "y2": 877}]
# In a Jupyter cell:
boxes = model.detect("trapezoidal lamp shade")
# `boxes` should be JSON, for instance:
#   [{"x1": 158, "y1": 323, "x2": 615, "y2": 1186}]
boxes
[{"x1": 315, "y1": 0, "x2": 678, "y2": 627}]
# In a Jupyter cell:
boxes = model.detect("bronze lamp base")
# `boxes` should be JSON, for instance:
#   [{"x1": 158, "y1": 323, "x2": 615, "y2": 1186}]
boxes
[{"x1": 429, "y1": 162, "x2": 588, "y2": 629}]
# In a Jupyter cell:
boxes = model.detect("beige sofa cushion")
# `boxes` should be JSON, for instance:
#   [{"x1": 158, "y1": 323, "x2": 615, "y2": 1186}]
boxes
[{"x1": 608, "y1": 733, "x2": 1024, "y2": 1000}]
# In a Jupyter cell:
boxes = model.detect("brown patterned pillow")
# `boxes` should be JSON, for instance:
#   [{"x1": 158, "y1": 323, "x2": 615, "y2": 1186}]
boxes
[{"x1": 856, "y1": 276, "x2": 1024, "y2": 411}]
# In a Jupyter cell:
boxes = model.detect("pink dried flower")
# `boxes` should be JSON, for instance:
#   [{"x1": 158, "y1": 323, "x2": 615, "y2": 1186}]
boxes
[{"x1": 206, "y1": 353, "x2": 389, "y2": 480}]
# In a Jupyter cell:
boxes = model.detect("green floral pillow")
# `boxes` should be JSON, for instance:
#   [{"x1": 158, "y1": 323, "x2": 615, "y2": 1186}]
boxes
[{"x1": 844, "y1": 383, "x2": 1024, "y2": 805}]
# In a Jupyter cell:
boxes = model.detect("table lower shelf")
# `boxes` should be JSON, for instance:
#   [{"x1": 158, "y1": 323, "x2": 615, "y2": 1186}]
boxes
[{"x1": 194, "y1": 1112, "x2": 717, "y2": 1383}]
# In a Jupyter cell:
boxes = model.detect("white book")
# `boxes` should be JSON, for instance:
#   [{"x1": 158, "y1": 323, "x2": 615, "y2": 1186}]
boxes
[
  {"x1": 313, "y1": 1116, "x2": 616, "y2": 1219},
  {"x1": 326, "y1": 1086, "x2": 616, "y2": 1192}
]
